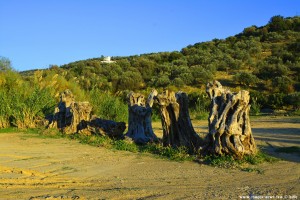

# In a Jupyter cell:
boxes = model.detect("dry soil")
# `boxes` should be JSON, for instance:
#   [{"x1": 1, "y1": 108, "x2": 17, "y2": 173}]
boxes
[{"x1": 0, "y1": 116, "x2": 299, "y2": 200}]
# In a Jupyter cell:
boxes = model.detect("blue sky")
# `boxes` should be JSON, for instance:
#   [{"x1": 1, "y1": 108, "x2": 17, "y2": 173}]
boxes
[{"x1": 0, "y1": 0, "x2": 299, "y2": 71}]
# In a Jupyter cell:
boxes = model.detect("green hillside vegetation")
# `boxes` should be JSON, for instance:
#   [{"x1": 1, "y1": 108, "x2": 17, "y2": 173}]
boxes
[
  {"x1": 54, "y1": 15, "x2": 300, "y2": 110},
  {"x1": 1, "y1": 15, "x2": 300, "y2": 129}
]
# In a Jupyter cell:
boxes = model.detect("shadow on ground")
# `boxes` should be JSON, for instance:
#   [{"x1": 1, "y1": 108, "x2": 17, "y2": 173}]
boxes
[{"x1": 253, "y1": 126, "x2": 300, "y2": 163}]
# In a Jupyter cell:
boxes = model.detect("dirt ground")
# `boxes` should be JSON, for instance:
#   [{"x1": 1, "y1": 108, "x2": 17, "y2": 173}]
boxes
[{"x1": 0, "y1": 116, "x2": 299, "y2": 200}]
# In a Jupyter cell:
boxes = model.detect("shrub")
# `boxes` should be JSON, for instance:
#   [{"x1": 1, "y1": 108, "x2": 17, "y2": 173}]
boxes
[
  {"x1": 89, "y1": 89, "x2": 128, "y2": 122},
  {"x1": 172, "y1": 77, "x2": 185, "y2": 87},
  {"x1": 0, "y1": 56, "x2": 13, "y2": 71},
  {"x1": 189, "y1": 92, "x2": 210, "y2": 120},
  {"x1": 250, "y1": 98, "x2": 261, "y2": 115},
  {"x1": 0, "y1": 68, "x2": 56, "y2": 128},
  {"x1": 272, "y1": 76, "x2": 294, "y2": 93},
  {"x1": 10, "y1": 87, "x2": 56, "y2": 129},
  {"x1": 284, "y1": 92, "x2": 300, "y2": 110},
  {"x1": 0, "y1": 89, "x2": 11, "y2": 128},
  {"x1": 268, "y1": 93, "x2": 285, "y2": 109},
  {"x1": 233, "y1": 72, "x2": 259, "y2": 87},
  {"x1": 117, "y1": 71, "x2": 144, "y2": 91},
  {"x1": 152, "y1": 74, "x2": 171, "y2": 87}
]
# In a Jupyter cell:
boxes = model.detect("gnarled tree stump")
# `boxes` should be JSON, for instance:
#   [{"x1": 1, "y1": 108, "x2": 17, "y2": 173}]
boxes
[
  {"x1": 155, "y1": 90, "x2": 202, "y2": 152},
  {"x1": 48, "y1": 89, "x2": 126, "y2": 137},
  {"x1": 201, "y1": 81, "x2": 257, "y2": 158},
  {"x1": 85, "y1": 116, "x2": 126, "y2": 139},
  {"x1": 48, "y1": 89, "x2": 90, "y2": 134},
  {"x1": 125, "y1": 90, "x2": 158, "y2": 144}
]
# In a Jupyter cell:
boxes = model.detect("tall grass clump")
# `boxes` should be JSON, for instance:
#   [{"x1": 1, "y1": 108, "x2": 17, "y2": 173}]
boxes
[
  {"x1": 10, "y1": 87, "x2": 56, "y2": 128},
  {"x1": 89, "y1": 89, "x2": 128, "y2": 122},
  {"x1": 0, "y1": 89, "x2": 11, "y2": 128},
  {"x1": 250, "y1": 97, "x2": 261, "y2": 116},
  {"x1": 30, "y1": 70, "x2": 87, "y2": 102},
  {"x1": 0, "y1": 67, "x2": 56, "y2": 129},
  {"x1": 189, "y1": 92, "x2": 210, "y2": 120},
  {"x1": 0, "y1": 70, "x2": 23, "y2": 128}
]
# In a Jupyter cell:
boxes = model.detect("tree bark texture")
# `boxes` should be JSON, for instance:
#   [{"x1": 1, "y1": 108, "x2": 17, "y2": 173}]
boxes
[
  {"x1": 155, "y1": 90, "x2": 202, "y2": 152},
  {"x1": 48, "y1": 89, "x2": 86, "y2": 134},
  {"x1": 47, "y1": 89, "x2": 126, "y2": 137},
  {"x1": 202, "y1": 81, "x2": 257, "y2": 158},
  {"x1": 79, "y1": 116, "x2": 126, "y2": 139},
  {"x1": 125, "y1": 90, "x2": 158, "y2": 144}
]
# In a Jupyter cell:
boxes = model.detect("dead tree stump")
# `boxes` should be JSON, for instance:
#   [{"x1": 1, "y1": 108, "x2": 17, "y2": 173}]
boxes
[
  {"x1": 85, "y1": 116, "x2": 126, "y2": 139},
  {"x1": 48, "y1": 90, "x2": 126, "y2": 137},
  {"x1": 48, "y1": 89, "x2": 90, "y2": 134},
  {"x1": 201, "y1": 81, "x2": 257, "y2": 158},
  {"x1": 125, "y1": 90, "x2": 158, "y2": 144},
  {"x1": 155, "y1": 90, "x2": 202, "y2": 152}
]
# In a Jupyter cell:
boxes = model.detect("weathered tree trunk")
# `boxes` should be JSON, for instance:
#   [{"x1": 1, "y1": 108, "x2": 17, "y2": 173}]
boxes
[
  {"x1": 64, "y1": 101, "x2": 93, "y2": 134},
  {"x1": 48, "y1": 89, "x2": 87, "y2": 134},
  {"x1": 201, "y1": 81, "x2": 257, "y2": 158},
  {"x1": 126, "y1": 90, "x2": 158, "y2": 144},
  {"x1": 84, "y1": 116, "x2": 126, "y2": 139},
  {"x1": 155, "y1": 90, "x2": 202, "y2": 152},
  {"x1": 47, "y1": 89, "x2": 126, "y2": 137}
]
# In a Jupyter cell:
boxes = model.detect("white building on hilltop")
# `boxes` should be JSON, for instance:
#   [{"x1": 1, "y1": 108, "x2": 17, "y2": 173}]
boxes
[{"x1": 101, "y1": 56, "x2": 115, "y2": 63}]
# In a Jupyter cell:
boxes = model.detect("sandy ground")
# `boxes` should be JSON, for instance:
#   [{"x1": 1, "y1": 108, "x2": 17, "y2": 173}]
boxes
[{"x1": 0, "y1": 117, "x2": 299, "y2": 200}]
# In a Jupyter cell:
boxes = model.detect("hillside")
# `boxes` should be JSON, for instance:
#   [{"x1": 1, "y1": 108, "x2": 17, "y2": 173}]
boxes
[
  {"x1": 1, "y1": 15, "x2": 299, "y2": 129},
  {"x1": 1, "y1": 14, "x2": 300, "y2": 199},
  {"x1": 46, "y1": 15, "x2": 300, "y2": 110}
]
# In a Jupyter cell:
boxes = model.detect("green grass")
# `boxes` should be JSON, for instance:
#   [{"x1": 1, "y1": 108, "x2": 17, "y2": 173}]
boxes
[
  {"x1": 0, "y1": 127, "x2": 22, "y2": 133},
  {"x1": 243, "y1": 151, "x2": 278, "y2": 164},
  {"x1": 139, "y1": 144, "x2": 193, "y2": 161},
  {"x1": 70, "y1": 133, "x2": 192, "y2": 161},
  {"x1": 0, "y1": 127, "x2": 62, "y2": 137},
  {"x1": 0, "y1": 127, "x2": 279, "y2": 166},
  {"x1": 203, "y1": 151, "x2": 278, "y2": 173},
  {"x1": 48, "y1": 130, "x2": 275, "y2": 165},
  {"x1": 241, "y1": 167, "x2": 264, "y2": 174},
  {"x1": 26, "y1": 128, "x2": 64, "y2": 139},
  {"x1": 112, "y1": 139, "x2": 139, "y2": 152},
  {"x1": 194, "y1": 112, "x2": 209, "y2": 120},
  {"x1": 204, "y1": 155, "x2": 239, "y2": 168}
]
